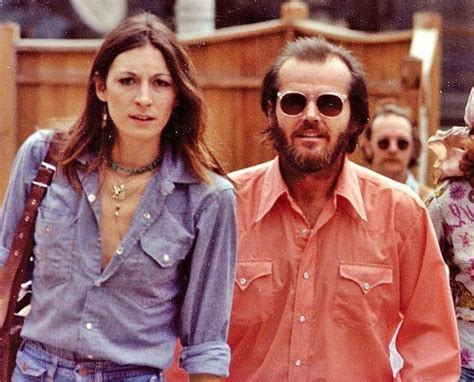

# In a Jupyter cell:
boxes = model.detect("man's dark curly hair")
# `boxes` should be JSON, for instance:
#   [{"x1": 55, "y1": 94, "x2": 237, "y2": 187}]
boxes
[{"x1": 260, "y1": 37, "x2": 370, "y2": 154}]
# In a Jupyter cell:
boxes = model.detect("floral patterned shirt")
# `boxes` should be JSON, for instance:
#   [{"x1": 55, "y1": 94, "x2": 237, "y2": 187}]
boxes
[{"x1": 427, "y1": 179, "x2": 474, "y2": 369}]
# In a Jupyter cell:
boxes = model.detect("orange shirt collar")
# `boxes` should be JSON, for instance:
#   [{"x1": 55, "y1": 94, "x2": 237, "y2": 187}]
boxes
[{"x1": 256, "y1": 156, "x2": 368, "y2": 223}]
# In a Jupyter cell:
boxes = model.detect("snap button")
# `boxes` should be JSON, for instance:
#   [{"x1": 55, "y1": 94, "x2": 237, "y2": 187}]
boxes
[
  {"x1": 143, "y1": 212, "x2": 151, "y2": 220},
  {"x1": 363, "y1": 282, "x2": 370, "y2": 291},
  {"x1": 298, "y1": 315, "x2": 306, "y2": 323},
  {"x1": 295, "y1": 359, "x2": 302, "y2": 367},
  {"x1": 300, "y1": 228, "x2": 311, "y2": 237},
  {"x1": 239, "y1": 278, "x2": 247, "y2": 286},
  {"x1": 85, "y1": 322, "x2": 93, "y2": 330},
  {"x1": 303, "y1": 272, "x2": 310, "y2": 280},
  {"x1": 116, "y1": 247, "x2": 124, "y2": 255},
  {"x1": 163, "y1": 254, "x2": 170, "y2": 262},
  {"x1": 88, "y1": 194, "x2": 96, "y2": 203}
]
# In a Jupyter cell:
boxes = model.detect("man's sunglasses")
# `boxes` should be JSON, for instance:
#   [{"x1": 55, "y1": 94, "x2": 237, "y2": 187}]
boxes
[
  {"x1": 377, "y1": 138, "x2": 410, "y2": 151},
  {"x1": 277, "y1": 91, "x2": 348, "y2": 118}
]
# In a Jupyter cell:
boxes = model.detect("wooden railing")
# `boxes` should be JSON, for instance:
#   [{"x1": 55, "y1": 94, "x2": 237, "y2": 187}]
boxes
[{"x1": 0, "y1": 3, "x2": 442, "y2": 201}]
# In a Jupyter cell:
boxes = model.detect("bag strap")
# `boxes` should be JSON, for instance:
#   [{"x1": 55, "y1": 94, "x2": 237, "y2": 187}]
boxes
[{"x1": 0, "y1": 146, "x2": 57, "y2": 329}]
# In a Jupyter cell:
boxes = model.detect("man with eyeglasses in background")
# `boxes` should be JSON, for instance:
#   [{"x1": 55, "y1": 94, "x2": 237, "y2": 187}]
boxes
[
  {"x1": 361, "y1": 103, "x2": 432, "y2": 200},
  {"x1": 226, "y1": 37, "x2": 459, "y2": 381}
]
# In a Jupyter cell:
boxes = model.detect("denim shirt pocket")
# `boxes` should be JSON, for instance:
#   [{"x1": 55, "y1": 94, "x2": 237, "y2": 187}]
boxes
[
  {"x1": 33, "y1": 207, "x2": 76, "y2": 288},
  {"x1": 333, "y1": 261, "x2": 393, "y2": 329},
  {"x1": 231, "y1": 261, "x2": 273, "y2": 324},
  {"x1": 119, "y1": 236, "x2": 191, "y2": 308}
]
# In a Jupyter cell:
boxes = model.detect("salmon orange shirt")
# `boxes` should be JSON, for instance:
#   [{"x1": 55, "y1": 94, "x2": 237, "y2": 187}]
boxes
[{"x1": 227, "y1": 157, "x2": 460, "y2": 381}]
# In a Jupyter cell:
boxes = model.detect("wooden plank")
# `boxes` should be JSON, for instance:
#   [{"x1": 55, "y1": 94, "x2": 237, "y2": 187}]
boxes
[{"x1": 0, "y1": 23, "x2": 20, "y2": 202}]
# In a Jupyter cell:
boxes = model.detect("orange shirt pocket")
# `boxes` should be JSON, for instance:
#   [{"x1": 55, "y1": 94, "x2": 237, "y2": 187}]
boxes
[
  {"x1": 333, "y1": 261, "x2": 393, "y2": 329},
  {"x1": 231, "y1": 261, "x2": 273, "y2": 324}
]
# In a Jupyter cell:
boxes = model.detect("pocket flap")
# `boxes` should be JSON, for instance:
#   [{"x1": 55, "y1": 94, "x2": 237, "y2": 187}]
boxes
[
  {"x1": 339, "y1": 262, "x2": 393, "y2": 294},
  {"x1": 235, "y1": 261, "x2": 272, "y2": 291},
  {"x1": 140, "y1": 237, "x2": 187, "y2": 268}
]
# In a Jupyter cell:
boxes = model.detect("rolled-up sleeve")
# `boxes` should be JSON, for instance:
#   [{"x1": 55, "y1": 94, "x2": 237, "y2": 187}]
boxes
[{"x1": 179, "y1": 186, "x2": 237, "y2": 376}]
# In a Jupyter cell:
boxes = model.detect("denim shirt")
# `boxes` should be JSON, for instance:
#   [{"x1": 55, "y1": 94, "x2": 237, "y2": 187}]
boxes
[{"x1": 0, "y1": 130, "x2": 237, "y2": 377}]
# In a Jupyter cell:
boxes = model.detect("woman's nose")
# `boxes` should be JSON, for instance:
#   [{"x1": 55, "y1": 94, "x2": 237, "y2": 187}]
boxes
[{"x1": 135, "y1": 83, "x2": 152, "y2": 105}]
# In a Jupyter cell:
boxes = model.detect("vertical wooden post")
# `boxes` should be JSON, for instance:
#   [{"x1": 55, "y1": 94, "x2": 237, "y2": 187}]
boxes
[
  {"x1": 280, "y1": 1, "x2": 309, "y2": 44},
  {"x1": 281, "y1": 1, "x2": 309, "y2": 20},
  {"x1": 0, "y1": 23, "x2": 20, "y2": 203},
  {"x1": 400, "y1": 56, "x2": 423, "y2": 129},
  {"x1": 410, "y1": 11, "x2": 443, "y2": 186}
]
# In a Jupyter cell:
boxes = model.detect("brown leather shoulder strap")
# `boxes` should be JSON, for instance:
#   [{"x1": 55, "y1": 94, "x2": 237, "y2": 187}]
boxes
[{"x1": 0, "y1": 145, "x2": 57, "y2": 328}]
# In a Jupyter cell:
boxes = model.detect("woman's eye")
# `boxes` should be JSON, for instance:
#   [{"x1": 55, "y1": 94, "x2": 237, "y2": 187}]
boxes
[
  {"x1": 119, "y1": 77, "x2": 135, "y2": 85},
  {"x1": 154, "y1": 79, "x2": 171, "y2": 87}
]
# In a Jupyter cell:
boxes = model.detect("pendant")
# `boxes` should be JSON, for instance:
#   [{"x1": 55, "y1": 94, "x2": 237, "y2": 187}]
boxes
[{"x1": 112, "y1": 184, "x2": 126, "y2": 201}]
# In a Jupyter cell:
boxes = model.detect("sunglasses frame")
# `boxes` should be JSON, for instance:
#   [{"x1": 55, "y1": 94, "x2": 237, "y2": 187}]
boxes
[
  {"x1": 277, "y1": 91, "x2": 348, "y2": 118},
  {"x1": 376, "y1": 137, "x2": 411, "y2": 151}
]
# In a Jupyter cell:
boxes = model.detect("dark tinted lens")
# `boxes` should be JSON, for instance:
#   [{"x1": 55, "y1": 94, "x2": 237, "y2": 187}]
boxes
[
  {"x1": 397, "y1": 139, "x2": 409, "y2": 151},
  {"x1": 317, "y1": 94, "x2": 343, "y2": 117},
  {"x1": 280, "y1": 93, "x2": 307, "y2": 115},
  {"x1": 377, "y1": 138, "x2": 390, "y2": 150}
]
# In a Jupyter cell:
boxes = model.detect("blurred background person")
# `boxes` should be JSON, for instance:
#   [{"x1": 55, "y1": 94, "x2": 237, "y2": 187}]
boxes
[
  {"x1": 427, "y1": 87, "x2": 474, "y2": 382},
  {"x1": 361, "y1": 102, "x2": 432, "y2": 200}
]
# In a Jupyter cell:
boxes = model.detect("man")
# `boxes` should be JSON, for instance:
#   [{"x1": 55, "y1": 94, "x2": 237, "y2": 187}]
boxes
[
  {"x1": 361, "y1": 103, "x2": 432, "y2": 200},
  {"x1": 227, "y1": 37, "x2": 460, "y2": 381}
]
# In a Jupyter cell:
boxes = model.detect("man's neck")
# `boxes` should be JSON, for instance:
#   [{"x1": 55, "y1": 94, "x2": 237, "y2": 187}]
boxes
[
  {"x1": 389, "y1": 171, "x2": 408, "y2": 185},
  {"x1": 280, "y1": 155, "x2": 345, "y2": 226}
]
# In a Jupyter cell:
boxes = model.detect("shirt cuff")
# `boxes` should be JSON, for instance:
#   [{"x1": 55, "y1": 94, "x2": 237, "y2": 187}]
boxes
[{"x1": 180, "y1": 341, "x2": 231, "y2": 377}]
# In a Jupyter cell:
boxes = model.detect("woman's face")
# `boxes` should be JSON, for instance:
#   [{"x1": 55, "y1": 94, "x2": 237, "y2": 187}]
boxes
[{"x1": 96, "y1": 44, "x2": 177, "y2": 147}]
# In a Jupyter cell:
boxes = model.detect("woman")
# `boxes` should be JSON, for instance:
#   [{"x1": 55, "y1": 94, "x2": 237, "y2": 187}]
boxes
[
  {"x1": 0, "y1": 13, "x2": 236, "y2": 382},
  {"x1": 427, "y1": 87, "x2": 474, "y2": 382}
]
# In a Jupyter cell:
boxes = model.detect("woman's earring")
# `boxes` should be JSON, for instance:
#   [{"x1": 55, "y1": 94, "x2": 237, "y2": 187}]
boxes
[{"x1": 101, "y1": 107, "x2": 108, "y2": 129}]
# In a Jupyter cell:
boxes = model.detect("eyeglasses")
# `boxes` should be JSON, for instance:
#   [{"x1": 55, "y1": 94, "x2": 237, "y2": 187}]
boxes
[
  {"x1": 377, "y1": 138, "x2": 410, "y2": 151},
  {"x1": 277, "y1": 91, "x2": 348, "y2": 118}
]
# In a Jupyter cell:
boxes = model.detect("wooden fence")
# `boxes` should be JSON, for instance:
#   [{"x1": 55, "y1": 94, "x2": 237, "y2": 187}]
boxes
[{"x1": 0, "y1": 3, "x2": 442, "y2": 201}]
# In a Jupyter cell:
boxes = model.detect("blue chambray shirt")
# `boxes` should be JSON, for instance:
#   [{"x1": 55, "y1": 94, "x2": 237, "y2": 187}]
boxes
[{"x1": 0, "y1": 130, "x2": 237, "y2": 376}]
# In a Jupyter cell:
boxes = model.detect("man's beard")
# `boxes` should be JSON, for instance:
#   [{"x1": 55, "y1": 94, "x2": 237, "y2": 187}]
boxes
[{"x1": 268, "y1": 116, "x2": 351, "y2": 174}]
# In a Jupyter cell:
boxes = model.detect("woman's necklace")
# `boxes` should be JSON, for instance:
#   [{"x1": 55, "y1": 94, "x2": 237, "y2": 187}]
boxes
[
  {"x1": 105, "y1": 154, "x2": 163, "y2": 216},
  {"x1": 106, "y1": 154, "x2": 163, "y2": 175}
]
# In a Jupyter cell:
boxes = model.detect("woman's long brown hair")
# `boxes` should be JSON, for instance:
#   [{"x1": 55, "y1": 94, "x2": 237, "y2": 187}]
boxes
[{"x1": 54, "y1": 12, "x2": 225, "y2": 191}]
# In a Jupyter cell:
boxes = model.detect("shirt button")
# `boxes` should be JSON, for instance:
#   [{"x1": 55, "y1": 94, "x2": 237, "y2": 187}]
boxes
[
  {"x1": 300, "y1": 228, "x2": 311, "y2": 237},
  {"x1": 87, "y1": 194, "x2": 96, "y2": 203},
  {"x1": 303, "y1": 272, "x2": 310, "y2": 280},
  {"x1": 295, "y1": 359, "x2": 302, "y2": 367},
  {"x1": 85, "y1": 322, "x2": 93, "y2": 330},
  {"x1": 116, "y1": 247, "x2": 124, "y2": 255},
  {"x1": 298, "y1": 315, "x2": 306, "y2": 323},
  {"x1": 363, "y1": 282, "x2": 370, "y2": 291},
  {"x1": 143, "y1": 212, "x2": 151, "y2": 220},
  {"x1": 239, "y1": 278, "x2": 247, "y2": 286},
  {"x1": 163, "y1": 254, "x2": 170, "y2": 262}
]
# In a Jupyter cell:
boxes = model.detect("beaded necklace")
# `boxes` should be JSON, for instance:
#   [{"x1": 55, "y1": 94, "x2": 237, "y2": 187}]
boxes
[{"x1": 106, "y1": 154, "x2": 163, "y2": 175}]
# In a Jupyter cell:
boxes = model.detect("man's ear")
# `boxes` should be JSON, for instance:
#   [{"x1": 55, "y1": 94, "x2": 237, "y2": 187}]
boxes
[{"x1": 95, "y1": 79, "x2": 107, "y2": 102}]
